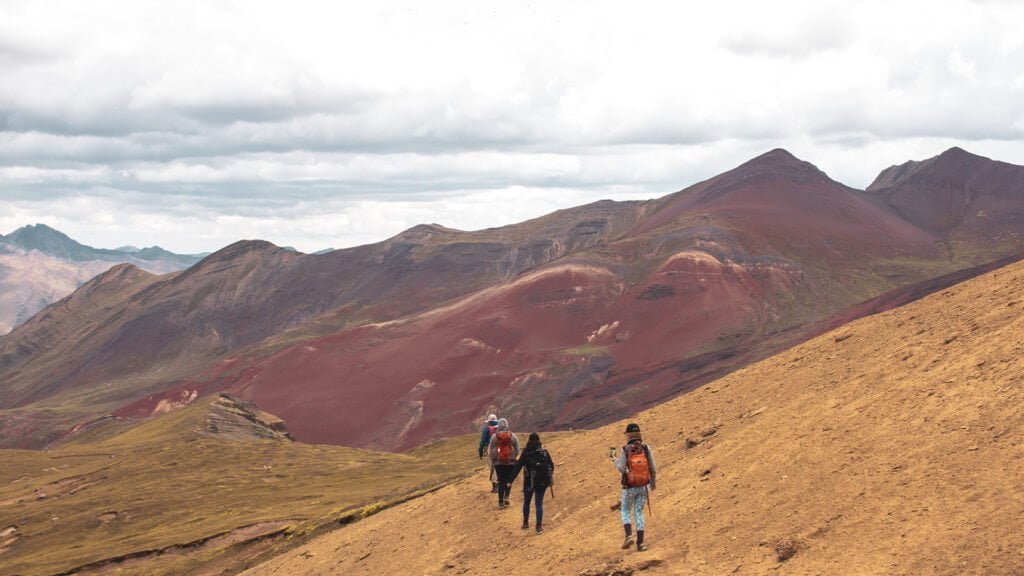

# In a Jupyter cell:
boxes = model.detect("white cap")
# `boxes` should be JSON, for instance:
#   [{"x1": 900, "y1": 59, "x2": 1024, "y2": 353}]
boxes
[{"x1": 487, "y1": 413, "x2": 497, "y2": 421}]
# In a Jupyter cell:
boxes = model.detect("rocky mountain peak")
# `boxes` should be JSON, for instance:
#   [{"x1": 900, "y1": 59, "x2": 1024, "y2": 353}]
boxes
[{"x1": 3, "y1": 223, "x2": 88, "y2": 258}]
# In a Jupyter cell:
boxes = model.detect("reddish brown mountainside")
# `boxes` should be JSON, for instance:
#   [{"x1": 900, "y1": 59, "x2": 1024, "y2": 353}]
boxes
[
  {"x1": 0, "y1": 202, "x2": 643, "y2": 447},
  {"x1": 867, "y1": 146, "x2": 1024, "y2": 247},
  {"x1": 108, "y1": 149, "x2": 1024, "y2": 451},
  {"x1": 2, "y1": 147, "x2": 1023, "y2": 451}
]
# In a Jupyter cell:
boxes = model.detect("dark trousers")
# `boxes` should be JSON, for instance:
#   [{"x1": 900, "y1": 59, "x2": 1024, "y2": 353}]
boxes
[
  {"x1": 495, "y1": 464, "x2": 515, "y2": 505},
  {"x1": 523, "y1": 485, "x2": 546, "y2": 526}
]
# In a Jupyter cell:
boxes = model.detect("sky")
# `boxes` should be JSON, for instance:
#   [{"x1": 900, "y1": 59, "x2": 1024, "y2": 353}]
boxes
[{"x1": 2, "y1": 0, "x2": 1024, "y2": 254}]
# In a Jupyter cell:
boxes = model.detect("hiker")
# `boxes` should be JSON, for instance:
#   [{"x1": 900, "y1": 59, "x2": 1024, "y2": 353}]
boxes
[
  {"x1": 479, "y1": 413, "x2": 500, "y2": 492},
  {"x1": 487, "y1": 418, "x2": 520, "y2": 509},
  {"x1": 613, "y1": 422, "x2": 656, "y2": 552},
  {"x1": 511, "y1": 432, "x2": 555, "y2": 533}
]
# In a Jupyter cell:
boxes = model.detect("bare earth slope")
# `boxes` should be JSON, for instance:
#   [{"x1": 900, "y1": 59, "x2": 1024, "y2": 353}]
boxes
[
  {"x1": 0, "y1": 250, "x2": 115, "y2": 334},
  {"x1": 245, "y1": 256, "x2": 1024, "y2": 575}
]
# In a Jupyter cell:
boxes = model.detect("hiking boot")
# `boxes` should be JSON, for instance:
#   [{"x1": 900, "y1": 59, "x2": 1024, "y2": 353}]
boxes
[
  {"x1": 504, "y1": 499, "x2": 510, "y2": 506},
  {"x1": 521, "y1": 521, "x2": 529, "y2": 529},
  {"x1": 498, "y1": 502, "x2": 506, "y2": 510},
  {"x1": 621, "y1": 535, "x2": 635, "y2": 549},
  {"x1": 491, "y1": 483, "x2": 499, "y2": 493},
  {"x1": 637, "y1": 543, "x2": 648, "y2": 552},
  {"x1": 536, "y1": 525, "x2": 544, "y2": 534}
]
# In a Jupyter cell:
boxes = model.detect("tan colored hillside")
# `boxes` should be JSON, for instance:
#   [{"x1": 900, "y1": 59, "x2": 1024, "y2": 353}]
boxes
[{"x1": 244, "y1": 258, "x2": 1024, "y2": 575}]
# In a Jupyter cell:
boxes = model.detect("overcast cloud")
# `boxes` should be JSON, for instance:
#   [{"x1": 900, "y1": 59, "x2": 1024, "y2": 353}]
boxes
[{"x1": 2, "y1": 0, "x2": 1023, "y2": 253}]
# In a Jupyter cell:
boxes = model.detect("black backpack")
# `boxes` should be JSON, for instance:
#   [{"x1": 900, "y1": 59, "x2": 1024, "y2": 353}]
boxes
[{"x1": 524, "y1": 448, "x2": 553, "y2": 489}]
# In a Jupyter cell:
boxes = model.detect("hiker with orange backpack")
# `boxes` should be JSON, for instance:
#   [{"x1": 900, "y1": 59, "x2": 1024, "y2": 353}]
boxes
[
  {"x1": 511, "y1": 432, "x2": 555, "y2": 533},
  {"x1": 487, "y1": 418, "x2": 520, "y2": 509},
  {"x1": 613, "y1": 422, "x2": 656, "y2": 552},
  {"x1": 478, "y1": 413, "x2": 501, "y2": 493}
]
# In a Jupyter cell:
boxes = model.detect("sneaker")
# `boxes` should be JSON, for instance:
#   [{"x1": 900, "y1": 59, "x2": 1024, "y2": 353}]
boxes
[
  {"x1": 536, "y1": 526, "x2": 544, "y2": 534},
  {"x1": 637, "y1": 543, "x2": 648, "y2": 552},
  {"x1": 621, "y1": 536, "x2": 635, "y2": 549},
  {"x1": 498, "y1": 503, "x2": 506, "y2": 510},
  {"x1": 521, "y1": 521, "x2": 529, "y2": 530}
]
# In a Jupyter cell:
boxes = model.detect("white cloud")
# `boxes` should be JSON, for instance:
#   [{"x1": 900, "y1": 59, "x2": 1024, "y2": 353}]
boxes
[{"x1": 1, "y1": 0, "x2": 1024, "y2": 253}]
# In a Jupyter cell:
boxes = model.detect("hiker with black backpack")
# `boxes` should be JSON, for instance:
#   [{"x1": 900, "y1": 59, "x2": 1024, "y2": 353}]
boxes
[
  {"x1": 487, "y1": 418, "x2": 520, "y2": 509},
  {"x1": 511, "y1": 432, "x2": 555, "y2": 534},
  {"x1": 478, "y1": 413, "x2": 500, "y2": 493},
  {"x1": 613, "y1": 422, "x2": 656, "y2": 552}
]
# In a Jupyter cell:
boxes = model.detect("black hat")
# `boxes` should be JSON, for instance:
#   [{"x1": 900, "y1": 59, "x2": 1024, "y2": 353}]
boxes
[{"x1": 625, "y1": 422, "x2": 640, "y2": 433}]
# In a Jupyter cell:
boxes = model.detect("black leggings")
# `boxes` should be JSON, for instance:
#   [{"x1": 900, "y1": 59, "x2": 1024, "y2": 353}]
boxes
[
  {"x1": 495, "y1": 464, "x2": 515, "y2": 504},
  {"x1": 522, "y1": 486, "x2": 546, "y2": 526}
]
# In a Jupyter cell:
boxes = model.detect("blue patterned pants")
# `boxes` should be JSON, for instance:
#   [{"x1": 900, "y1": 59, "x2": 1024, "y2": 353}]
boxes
[{"x1": 620, "y1": 486, "x2": 647, "y2": 530}]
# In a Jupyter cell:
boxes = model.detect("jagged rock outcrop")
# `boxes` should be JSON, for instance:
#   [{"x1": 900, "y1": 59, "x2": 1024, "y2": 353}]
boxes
[{"x1": 202, "y1": 394, "x2": 292, "y2": 441}]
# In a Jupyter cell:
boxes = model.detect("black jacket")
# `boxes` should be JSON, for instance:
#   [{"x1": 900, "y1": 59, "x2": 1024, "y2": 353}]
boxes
[{"x1": 512, "y1": 446, "x2": 555, "y2": 491}]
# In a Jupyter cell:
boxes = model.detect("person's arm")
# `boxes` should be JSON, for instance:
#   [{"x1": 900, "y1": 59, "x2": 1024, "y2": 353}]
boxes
[
  {"x1": 478, "y1": 427, "x2": 488, "y2": 458},
  {"x1": 614, "y1": 446, "x2": 627, "y2": 474},
  {"x1": 488, "y1": 435, "x2": 497, "y2": 462},
  {"x1": 511, "y1": 449, "x2": 526, "y2": 482},
  {"x1": 512, "y1": 434, "x2": 520, "y2": 459}
]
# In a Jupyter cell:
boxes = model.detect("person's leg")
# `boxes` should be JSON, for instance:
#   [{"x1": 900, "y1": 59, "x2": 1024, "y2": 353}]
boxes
[
  {"x1": 634, "y1": 488, "x2": 648, "y2": 550},
  {"x1": 496, "y1": 465, "x2": 511, "y2": 507},
  {"x1": 501, "y1": 465, "x2": 515, "y2": 506},
  {"x1": 535, "y1": 486, "x2": 545, "y2": 532},
  {"x1": 522, "y1": 486, "x2": 532, "y2": 527},
  {"x1": 620, "y1": 487, "x2": 634, "y2": 548},
  {"x1": 633, "y1": 487, "x2": 647, "y2": 531}
]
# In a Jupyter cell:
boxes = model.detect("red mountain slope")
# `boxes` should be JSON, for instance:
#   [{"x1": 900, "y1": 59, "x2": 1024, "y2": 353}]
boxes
[
  {"x1": 110, "y1": 149, "x2": 1024, "y2": 451},
  {"x1": 0, "y1": 203, "x2": 643, "y2": 447},
  {"x1": 4, "y1": 147, "x2": 1024, "y2": 451}
]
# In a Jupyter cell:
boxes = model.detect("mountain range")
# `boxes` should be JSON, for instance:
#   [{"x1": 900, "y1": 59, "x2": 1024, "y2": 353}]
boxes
[
  {"x1": 0, "y1": 224, "x2": 204, "y2": 334},
  {"x1": 2, "y1": 147, "x2": 1023, "y2": 452}
]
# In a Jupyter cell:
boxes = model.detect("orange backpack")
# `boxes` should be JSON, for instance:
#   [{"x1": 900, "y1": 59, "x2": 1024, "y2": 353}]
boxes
[
  {"x1": 625, "y1": 443, "x2": 650, "y2": 487},
  {"x1": 495, "y1": 431, "x2": 514, "y2": 464}
]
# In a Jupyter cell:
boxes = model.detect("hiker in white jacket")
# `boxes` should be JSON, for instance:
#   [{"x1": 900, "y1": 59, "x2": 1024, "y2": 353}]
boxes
[{"x1": 613, "y1": 422, "x2": 656, "y2": 551}]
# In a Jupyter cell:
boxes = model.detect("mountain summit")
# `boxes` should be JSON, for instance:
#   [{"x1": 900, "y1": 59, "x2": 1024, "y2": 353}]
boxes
[
  {"x1": 866, "y1": 147, "x2": 1024, "y2": 240},
  {"x1": 2, "y1": 224, "x2": 92, "y2": 260}
]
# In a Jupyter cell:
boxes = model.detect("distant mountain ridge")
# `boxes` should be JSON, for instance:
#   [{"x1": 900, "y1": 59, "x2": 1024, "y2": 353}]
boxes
[
  {"x1": 0, "y1": 223, "x2": 205, "y2": 267},
  {"x1": 0, "y1": 225, "x2": 204, "y2": 333},
  {"x1": 3, "y1": 147, "x2": 1024, "y2": 451}
]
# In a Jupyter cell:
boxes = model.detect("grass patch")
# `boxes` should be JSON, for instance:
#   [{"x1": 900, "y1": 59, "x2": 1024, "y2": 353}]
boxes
[
  {"x1": 0, "y1": 396, "x2": 482, "y2": 576},
  {"x1": 561, "y1": 343, "x2": 609, "y2": 356}
]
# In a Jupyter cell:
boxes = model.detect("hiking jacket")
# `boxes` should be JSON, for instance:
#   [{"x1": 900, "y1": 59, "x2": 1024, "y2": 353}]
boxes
[
  {"x1": 615, "y1": 441, "x2": 656, "y2": 489},
  {"x1": 511, "y1": 446, "x2": 555, "y2": 491},
  {"x1": 478, "y1": 419, "x2": 499, "y2": 457},
  {"x1": 488, "y1": 427, "x2": 520, "y2": 465}
]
